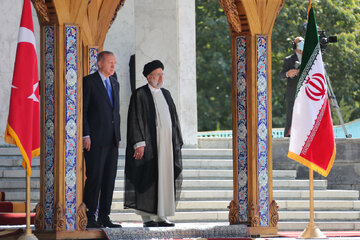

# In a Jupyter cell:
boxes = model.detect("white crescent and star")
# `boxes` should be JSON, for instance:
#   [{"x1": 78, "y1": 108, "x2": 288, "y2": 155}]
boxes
[{"x1": 12, "y1": 26, "x2": 39, "y2": 103}]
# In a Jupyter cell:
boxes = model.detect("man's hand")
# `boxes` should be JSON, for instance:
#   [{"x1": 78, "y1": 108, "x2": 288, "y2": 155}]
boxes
[
  {"x1": 287, "y1": 69, "x2": 299, "y2": 78},
  {"x1": 83, "y1": 137, "x2": 91, "y2": 151},
  {"x1": 134, "y1": 146, "x2": 144, "y2": 160}
]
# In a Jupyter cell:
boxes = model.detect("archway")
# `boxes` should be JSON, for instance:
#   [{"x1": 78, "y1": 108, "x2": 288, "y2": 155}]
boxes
[
  {"x1": 31, "y1": 0, "x2": 125, "y2": 237},
  {"x1": 218, "y1": 0, "x2": 284, "y2": 235},
  {"x1": 28, "y1": 0, "x2": 284, "y2": 237}
]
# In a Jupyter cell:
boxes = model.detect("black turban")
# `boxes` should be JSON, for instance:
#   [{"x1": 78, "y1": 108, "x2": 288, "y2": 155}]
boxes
[{"x1": 142, "y1": 60, "x2": 164, "y2": 77}]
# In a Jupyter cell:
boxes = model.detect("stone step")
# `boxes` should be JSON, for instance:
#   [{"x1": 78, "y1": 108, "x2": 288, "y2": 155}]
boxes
[
  {"x1": 111, "y1": 179, "x2": 328, "y2": 190},
  {"x1": 0, "y1": 170, "x2": 41, "y2": 178},
  {"x1": 278, "y1": 221, "x2": 360, "y2": 231},
  {"x1": 279, "y1": 211, "x2": 360, "y2": 221},
  {"x1": 112, "y1": 189, "x2": 359, "y2": 201},
  {"x1": 109, "y1": 210, "x2": 360, "y2": 225},
  {"x1": 110, "y1": 200, "x2": 360, "y2": 212},
  {"x1": 3, "y1": 189, "x2": 359, "y2": 203},
  {"x1": 0, "y1": 169, "x2": 296, "y2": 181},
  {"x1": 0, "y1": 180, "x2": 41, "y2": 189},
  {"x1": 3, "y1": 177, "x2": 327, "y2": 191}
]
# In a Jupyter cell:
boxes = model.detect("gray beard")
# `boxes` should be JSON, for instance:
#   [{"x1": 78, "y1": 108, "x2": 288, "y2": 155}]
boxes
[{"x1": 150, "y1": 79, "x2": 163, "y2": 88}]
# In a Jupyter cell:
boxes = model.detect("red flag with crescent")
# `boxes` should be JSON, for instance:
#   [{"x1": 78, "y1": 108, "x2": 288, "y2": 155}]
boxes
[{"x1": 4, "y1": 0, "x2": 40, "y2": 176}]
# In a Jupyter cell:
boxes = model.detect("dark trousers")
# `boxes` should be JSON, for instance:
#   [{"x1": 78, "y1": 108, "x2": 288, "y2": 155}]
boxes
[
  {"x1": 284, "y1": 99, "x2": 295, "y2": 137},
  {"x1": 83, "y1": 145, "x2": 118, "y2": 219}
]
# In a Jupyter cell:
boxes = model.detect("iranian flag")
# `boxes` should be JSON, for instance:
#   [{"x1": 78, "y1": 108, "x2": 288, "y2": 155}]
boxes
[
  {"x1": 288, "y1": 2, "x2": 336, "y2": 177},
  {"x1": 4, "y1": 0, "x2": 40, "y2": 176}
]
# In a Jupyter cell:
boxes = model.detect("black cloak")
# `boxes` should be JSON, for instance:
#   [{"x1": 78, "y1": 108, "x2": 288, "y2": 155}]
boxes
[{"x1": 124, "y1": 85, "x2": 183, "y2": 215}]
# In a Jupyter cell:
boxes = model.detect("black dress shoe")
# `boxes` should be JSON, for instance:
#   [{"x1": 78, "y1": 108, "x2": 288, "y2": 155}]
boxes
[
  {"x1": 157, "y1": 220, "x2": 175, "y2": 227},
  {"x1": 98, "y1": 217, "x2": 122, "y2": 228},
  {"x1": 143, "y1": 221, "x2": 159, "y2": 227},
  {"x1": 87, "y1": 217, "x2": 102, "y2": 229}
]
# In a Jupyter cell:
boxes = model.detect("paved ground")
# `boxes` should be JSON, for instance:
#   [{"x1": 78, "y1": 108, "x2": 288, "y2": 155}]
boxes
[{"x1": 2, "y1": 222, "x2": 360, "y2": 239}]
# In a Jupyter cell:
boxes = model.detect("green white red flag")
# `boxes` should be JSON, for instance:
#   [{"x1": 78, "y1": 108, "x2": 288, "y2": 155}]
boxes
[
  {"x1": 4, "y1": 0, "x2": 40, "y2": 176},
  {"x1": 288, "y1": 2, "x2": 336, "y2": 177}
]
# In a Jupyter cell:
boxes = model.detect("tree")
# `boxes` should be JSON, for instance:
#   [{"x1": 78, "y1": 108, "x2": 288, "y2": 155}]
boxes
[
  {"x1": 272, "y1": 0, "x2": 360, "y2": 127},
  {"x1": 196, "y1": 0, "x2": 232, "y2": 131},
  {"x1": 196, "y1": 0, "x2": 360, "y2": 130}
]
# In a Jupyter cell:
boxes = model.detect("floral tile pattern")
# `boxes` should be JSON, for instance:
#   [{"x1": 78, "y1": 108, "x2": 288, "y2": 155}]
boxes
[
  {"x1": 65, "y1": 25, "x2": 78, "y2": 230},
  {"x1": 88, "y1": 47, "x2": 98, "y2": 74},
  {"x1": 236, "y1": 36, "x2": 248, "y2": 222},
  {"x1": 44, "y1": 25, "x2": 55, "y2": 230},
  {"x1": 256, "y1": 35, "x2": 269, "y2": 226}
]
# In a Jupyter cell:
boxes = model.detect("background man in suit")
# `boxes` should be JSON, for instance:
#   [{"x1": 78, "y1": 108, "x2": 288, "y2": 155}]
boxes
[
  {"x1": 280, "y1": 36, "x2": 304, "y2": 137},
  {"x1": 83, "y1": 51, "x2": 121, "y2": 228}
]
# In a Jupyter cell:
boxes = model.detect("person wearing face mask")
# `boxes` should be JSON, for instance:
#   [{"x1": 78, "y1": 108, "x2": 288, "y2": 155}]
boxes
[
  {"x1": 124, "y1": 60, "x2": 183, "y2": 228},
  {"x1": 280, "y1": 36, "x2": 304, "y2": 137}
]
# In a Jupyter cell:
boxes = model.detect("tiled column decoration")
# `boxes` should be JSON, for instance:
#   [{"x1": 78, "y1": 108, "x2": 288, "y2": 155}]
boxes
[
  {"x1": 88, "y1": 47, "x2": 99, "y2": 74},
  {"x1": 256, "y1": 35, "x2": 269, "y2": 226},
  {"x1": 65, "y1": 25, "x2": 79, "y2": 230},
  {"x1": 236, "y1": 36, "x2": 248, "y2": 222},
  {"x1": 44, "y1": 25, "x2": 55, "y2": 230}
]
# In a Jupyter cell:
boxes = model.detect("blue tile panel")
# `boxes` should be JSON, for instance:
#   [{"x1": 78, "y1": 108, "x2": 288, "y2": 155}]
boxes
[
  {"x1": 44, "y1": 25, "x2": 55, "y2": 230},
  {"x1": 236, "y1": 36, "x2": 248, "y2": 222},
  {"x1": 88, "y1": 47, "x2": 98, "y2": 74},
  {"x1": 65, "y1": 25, "x2": 78, "y2": 230},
  {"x1": 256, "y1": 35, "x2": 269, "y2": 226}
]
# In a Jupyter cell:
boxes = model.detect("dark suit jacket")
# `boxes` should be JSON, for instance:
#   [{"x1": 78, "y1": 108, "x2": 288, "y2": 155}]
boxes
[
  {"x1": 280, "y1": 53, "x2": 300, "y2": 101},
  {"x1": 83, "y1": 71, "x2": 121, "y2": 147}
]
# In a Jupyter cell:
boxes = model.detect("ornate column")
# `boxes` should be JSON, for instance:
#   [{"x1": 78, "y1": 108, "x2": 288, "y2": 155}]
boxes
[
  {"x1": 31, "y1": 0, "x2": 125, "y2": 238},
  {"x1": 219, "y1": 0, "x2": 284, "y2": 236}
]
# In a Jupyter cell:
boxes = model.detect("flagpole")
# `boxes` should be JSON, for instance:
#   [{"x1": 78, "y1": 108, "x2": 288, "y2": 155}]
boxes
[
  {"x1": 298, "y1": 169, "x2": 327, "y2": 239},
  {"x1": 18, "y1": 172, "x2": 38, "y2": 240}
]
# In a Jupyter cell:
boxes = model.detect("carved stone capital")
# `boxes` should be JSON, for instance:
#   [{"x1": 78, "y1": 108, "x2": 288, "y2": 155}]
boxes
[
  {"x1": 218, "y1": 0, "x2": 242, "y2": 34},
  {"x1": 248, "y1": 201, "x2": 259, "y2": 227},
  {"x1": 77, "y1": 203, "x2": 87, "y2": 231},
  {"x1": 228, "y1": 200, "x2": 240, "y2": 225},
  {"x1": 31, "y1": 0, "x2": 50, "y2": 23},
  {"x1": 55, "y1": 202, "x2": 66, "y2": 231},
  {"x1": 34, "y1": 202, "x2": 44, "y2": 230},
  {"x1": 269, "y1": 200, "x2": 279, "y2": 227}
]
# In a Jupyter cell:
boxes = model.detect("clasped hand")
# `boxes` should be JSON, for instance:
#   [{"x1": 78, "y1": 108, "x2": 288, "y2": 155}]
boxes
[
  {"x1": 287, "y1": 69, "x2": 299, "y2": 78},
  {"x1": 134, "y1": 146, "x2": 144, "y2": 160}
]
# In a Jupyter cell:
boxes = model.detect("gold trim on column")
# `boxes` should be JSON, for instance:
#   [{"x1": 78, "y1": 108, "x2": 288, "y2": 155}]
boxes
[
  {"x1": 55, "y1": 202, "x2": 66, "y2": 231},
  {"x1": 77, "y1": 203, "x2": 87, "y2": 231},
  {"x1": 248, "y1": 201, "x2": 259, "y2": 227},
  {"x1": 269, "y1": 200, "x2": 279, "y2": 227},
  {"x1": 34, "y1": 202, "x2": 44, "y2": 231},
  {"x1": 228, "y1": 200, "x2": 240, "y2": 225}
]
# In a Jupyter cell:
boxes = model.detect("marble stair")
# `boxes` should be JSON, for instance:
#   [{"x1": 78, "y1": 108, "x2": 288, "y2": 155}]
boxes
[{"x1": 0, "y1": 146, "x2": 359, "y2": 230}]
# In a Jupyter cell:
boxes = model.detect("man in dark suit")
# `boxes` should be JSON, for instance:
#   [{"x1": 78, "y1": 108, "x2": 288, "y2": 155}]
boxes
[
  {"x1": 280, "y1": 36, "x2": 304, "y2": 137},
  {"x1": 83, "y1": 51, "x2": 121, "y2": 228}
]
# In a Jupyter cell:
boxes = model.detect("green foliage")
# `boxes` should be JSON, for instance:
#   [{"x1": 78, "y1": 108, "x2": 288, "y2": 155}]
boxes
[
  {"x1": 196, "y1": 0, "x2": 232, "y2": 131},
  {"x1": 196, "y1": 0, "x2": 360, "y2": 130},
  {"x1": 272, "y1": 0, "x2": 360, "y2": 127}
]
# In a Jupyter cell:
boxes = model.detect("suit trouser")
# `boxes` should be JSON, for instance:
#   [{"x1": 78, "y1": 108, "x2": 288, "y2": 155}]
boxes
[
  {"x1": 284, "y1": 99, "x2": 295, "y2": 137},
  {"x1": 83, "y1": 145, "x2": 118, "y2": 218}
]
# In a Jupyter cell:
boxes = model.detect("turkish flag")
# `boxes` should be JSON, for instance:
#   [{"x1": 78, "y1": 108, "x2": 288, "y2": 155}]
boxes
[{"x1": 4, "y1": 0, "x2": 40, "y2": 176}]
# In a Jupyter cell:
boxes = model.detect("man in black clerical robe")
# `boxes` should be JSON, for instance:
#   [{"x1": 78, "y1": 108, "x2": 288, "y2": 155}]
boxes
[{"x1": 124, "y1": 60, "x2": 183, "y2": 228}]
